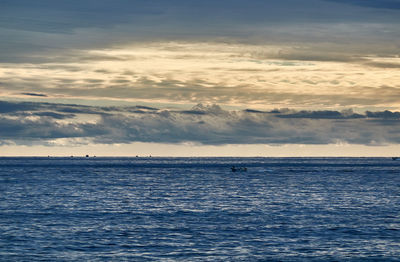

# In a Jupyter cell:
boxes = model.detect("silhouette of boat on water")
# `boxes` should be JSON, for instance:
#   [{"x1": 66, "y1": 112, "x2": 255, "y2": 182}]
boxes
[
  {"x1": 231, "y1": 166, "x2": 247, "y2": 172},
  {"x1": 392, "y1": 157, "x2": 399, "y2": 160}
]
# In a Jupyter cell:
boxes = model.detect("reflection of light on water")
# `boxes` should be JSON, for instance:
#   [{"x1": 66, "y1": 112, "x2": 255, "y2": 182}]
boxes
[{"x1": 0, "y1": 157, "x2": 399, "y2": 260}]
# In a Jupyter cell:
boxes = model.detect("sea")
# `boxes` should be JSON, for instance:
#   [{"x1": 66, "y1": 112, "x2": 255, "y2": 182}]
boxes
[{"x1": 0, "y1": 157, "x2": 399, "y2": 261}]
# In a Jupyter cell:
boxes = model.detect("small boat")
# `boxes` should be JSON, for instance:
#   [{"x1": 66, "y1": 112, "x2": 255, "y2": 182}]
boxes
[
  {"x1": 392, "y1": 157, "x2": 399, "y2": 160},
  {"x1": 231, "y1": 166, "x2": 247, "y2": 172}
]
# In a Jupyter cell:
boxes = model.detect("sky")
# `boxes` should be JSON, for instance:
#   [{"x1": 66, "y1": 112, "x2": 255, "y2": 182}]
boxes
[{"x1": 0, "y1": 0, "x2": 399, "y2": 156}]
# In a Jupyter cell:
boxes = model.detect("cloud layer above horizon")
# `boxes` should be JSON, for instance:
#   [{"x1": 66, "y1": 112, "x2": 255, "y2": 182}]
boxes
[
  {"x1": 0, "y1": 0, "x2": 399, "y2": 150},
  {"x1": 1, "y1": 42, "x2": 399, "y2": 111},
  {"x1": 1, "y1": 100, "x2": 400, "y2": 147}
]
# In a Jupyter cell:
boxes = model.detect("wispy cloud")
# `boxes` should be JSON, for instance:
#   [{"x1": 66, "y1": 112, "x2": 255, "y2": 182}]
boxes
[
  {"x1": 325, "y1": 0, "x2": 400, "y2": 9},
  {"x1": 21, "y1": 92, "x2": 48, "y2": 97},
  {"x1": 1, "y1": 42, "x2": 399, "y2": 111},
  {"x1": 1, "y1": 0, "x2": 399, "y2": 63}
]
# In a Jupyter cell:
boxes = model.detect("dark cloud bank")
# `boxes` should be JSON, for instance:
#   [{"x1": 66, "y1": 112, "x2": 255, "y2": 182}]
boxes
[{"x1": 1, "y1": 101, "x2": 400, "y2": 146}]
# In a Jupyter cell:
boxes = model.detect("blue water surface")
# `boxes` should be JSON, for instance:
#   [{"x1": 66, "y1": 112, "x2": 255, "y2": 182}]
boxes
[{"x1": 0, "y1": 157, "x2": 399, "y2": 261}]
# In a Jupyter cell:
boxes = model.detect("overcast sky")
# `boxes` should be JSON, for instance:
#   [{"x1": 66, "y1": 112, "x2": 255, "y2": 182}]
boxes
[{"x1": 0, "y1": 0, "x2": 399, "y2": 156}]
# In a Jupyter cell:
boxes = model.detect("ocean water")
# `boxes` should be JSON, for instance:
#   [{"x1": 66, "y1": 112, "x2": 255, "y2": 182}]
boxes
[{"x1": 0, "y1": 157, "x2": 399, "y2": 261}]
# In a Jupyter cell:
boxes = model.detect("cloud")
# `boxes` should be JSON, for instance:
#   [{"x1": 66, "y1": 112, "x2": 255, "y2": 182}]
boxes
[
  {"x1": 1, "y1": 73, "x2": 399, "y2": 112},
  {"x1": 1, "y1": 40, "x2": 399, "y2": 112},
  {"x1": 21, "y1": 92, "x2": 48, "y2": 97},
  {"x1": 0, "y1": 101, "x2": 44, "y2": 113},
  {"x1": 0, "y1": 116, "x2": 102, "y2": 141},
  {"x1": 251, "y1": 46, "x2": 400, "y2": 67},
  {"x1": 32, "y1": 112, "x2": 76, "y2": 119},
  {"x1": 1, "y1": 0, "x2": 399, "y2": 63},
  {"x1": 364, "y1": 61, "x2": 400, "y2": 68},
  {"x1": 325, "y1": 0, "x2": 400, "y2": 9},
  {"x1": 366, "y1": 110, "x2": 400, "y2": 119},
  {"x1": 257, "y1": 50, "x2": 363, "y2": 63},
  {"x1": 1, "y1": 0, "x2": 398, "y2": 34},
  {"x1": 1, "y1": 100, "x2": 400, "y2": 146},
  {"x1": 274, "y1": 110, "x2": 365, "y2": 119}
]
